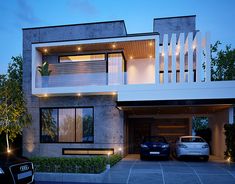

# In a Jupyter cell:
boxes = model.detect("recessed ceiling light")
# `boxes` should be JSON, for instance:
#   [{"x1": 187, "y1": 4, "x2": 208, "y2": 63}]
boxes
[
  {"x1": 44, "y1": 48, "x2": 48, "y2": 53},
  {"x1": 77, "y1": 93, "x2": 81, "y2": 96},
  {"x1": 112, "y1": 92, "x2": 116, "y2": 95},
  {"x1": 44, "y1": 94, "x2": 48, "y2": 97},
  {"x1": 112, "y1": 44, "x2": 116, "y2": 48},
  {"x1": 149, "y1": 55, "x2": 153, "y2": 59},
  {"x1": 130, "y1": 56, "x2": 133, "y2": 59},
  {"x1": 149, "y1": 42, "x2": 153, "y2": 46},
  {"x1": 77, "y1": 47, "x2": 81, "y2": 51}
]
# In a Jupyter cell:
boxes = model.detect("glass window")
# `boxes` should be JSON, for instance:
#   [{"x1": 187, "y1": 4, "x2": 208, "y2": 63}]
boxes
[
  {"x1": 76, "y1": 108, "x2": 94, "y2": 142},
  {"x1": 59, "y1": 109, "x2": 75, "y2": 142},
  {"x1": 60, "y1": 54, "x2": 105, "y2": 63},
  {"x1": 40, "y1": 107, "x2": 94, "y2": 143},
  {"x1": 41, "y1": 109, "x2": 58, "y2": 143}
]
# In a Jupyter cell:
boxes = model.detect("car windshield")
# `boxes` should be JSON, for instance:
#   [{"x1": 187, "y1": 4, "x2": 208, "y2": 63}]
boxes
[
  {"x1": 181, "y1": 137, "x2": 205, "y2": 142},
  {"x1": 143, "y1": 136, "x2": 166, "y2": 143}
]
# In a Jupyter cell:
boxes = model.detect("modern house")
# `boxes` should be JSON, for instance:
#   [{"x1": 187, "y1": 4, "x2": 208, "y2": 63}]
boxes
[{"x1": 23, "y1": 15, "x2": 235, "y2": 159}]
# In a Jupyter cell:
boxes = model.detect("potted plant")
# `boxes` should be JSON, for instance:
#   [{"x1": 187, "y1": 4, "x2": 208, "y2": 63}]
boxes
[{"x1": 37, "y1": 61, "x2": 52, "y2": 87}]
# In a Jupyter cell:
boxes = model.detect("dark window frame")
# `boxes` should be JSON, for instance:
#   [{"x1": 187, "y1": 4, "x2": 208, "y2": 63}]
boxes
[{"x1": 40, "y1": 106, "x2": 94, "y2": 144}]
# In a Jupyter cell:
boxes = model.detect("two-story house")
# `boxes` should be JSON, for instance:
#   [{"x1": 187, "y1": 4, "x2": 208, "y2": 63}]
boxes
[{"x1": 23, "y1": 15, "x2": 235, "y2": 159}]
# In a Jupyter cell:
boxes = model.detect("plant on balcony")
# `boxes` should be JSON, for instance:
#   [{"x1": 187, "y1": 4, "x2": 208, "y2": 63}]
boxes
[
  {"x1": 37, "y1": 61, "x2": 52, "y2": 87},
  {"x1": 37, "y1": 61, "x2": 52, "y2": 76}
]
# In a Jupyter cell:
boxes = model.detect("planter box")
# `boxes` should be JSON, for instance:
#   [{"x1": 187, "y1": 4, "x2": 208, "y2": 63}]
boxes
[{"x1": 35, "y1": 169, "x2": 108, "y2": 183}]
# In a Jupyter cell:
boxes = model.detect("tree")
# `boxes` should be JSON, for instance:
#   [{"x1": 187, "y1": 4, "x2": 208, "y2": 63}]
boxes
[
  {"x1": 0, "y1": 56, "x2": 31, "y2": 153},
  {"x1": 211, "y1": 41, "x2": 235, "y2": 81}
]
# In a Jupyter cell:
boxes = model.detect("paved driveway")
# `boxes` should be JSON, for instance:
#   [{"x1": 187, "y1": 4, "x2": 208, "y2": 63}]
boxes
[
  {"x1": 102, "y1": 157, "x2": 235, "y2": 184},
  {"x1": 36, "y1": 156, "x2": 235, "y2": 184}
]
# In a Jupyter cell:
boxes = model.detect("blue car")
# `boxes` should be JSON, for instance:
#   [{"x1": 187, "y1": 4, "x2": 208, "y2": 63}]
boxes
[{"x1": 140, "y1": 136, "x2": 170, "y2": 160}]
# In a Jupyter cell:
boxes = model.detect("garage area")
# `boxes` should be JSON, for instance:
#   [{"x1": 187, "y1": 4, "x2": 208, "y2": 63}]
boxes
[
  {"x1": 128, "y1": 118, "x2": 189, "y2": 154},
  {"x1": 119, "y1": 100, "x2": 233, "y2": 158}
]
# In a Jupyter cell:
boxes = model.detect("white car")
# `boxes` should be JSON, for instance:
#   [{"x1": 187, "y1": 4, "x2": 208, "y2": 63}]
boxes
[{"x1": 175, "y1": 136, "x2": 209, "y2": 161}]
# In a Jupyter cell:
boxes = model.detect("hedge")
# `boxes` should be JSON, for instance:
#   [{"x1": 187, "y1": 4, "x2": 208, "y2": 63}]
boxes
[
  {"x1": 30, "y1": 154, "x2": 122, "y2": 174},
  {"x1": 224, "y1": 124, "x2": 235, "y2": 161}
]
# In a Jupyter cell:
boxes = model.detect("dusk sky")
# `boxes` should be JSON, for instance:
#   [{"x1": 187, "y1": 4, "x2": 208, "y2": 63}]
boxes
[{"x1": 0, "y1": 0, "x2": 235, "y2": 74}]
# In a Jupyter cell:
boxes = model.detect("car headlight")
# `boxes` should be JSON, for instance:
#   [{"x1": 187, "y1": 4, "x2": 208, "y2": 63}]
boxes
[
  {"x1": 0, "y1": 167, "x2": 4, "y2": 174},
  {"x1": 202, "y1": 144, "x2": 209, "y2": 148},
  {"x1": 162, "y1": 144, "x2": 169, "y2": 148},
  {"x1": 178, "y1": 144, "x2": 187, "y2": 148},
  {"x1": 141, "y1": 144, "x2": 148, "y2": 148}
]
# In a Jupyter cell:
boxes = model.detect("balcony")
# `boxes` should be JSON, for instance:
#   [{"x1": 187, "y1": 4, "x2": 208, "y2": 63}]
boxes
[{"x1": 31, "y1": 32, "x2": 235, "y2": 101}]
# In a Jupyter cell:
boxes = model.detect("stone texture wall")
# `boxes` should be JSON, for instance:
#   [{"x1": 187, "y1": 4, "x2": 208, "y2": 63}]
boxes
[
  {"x1": 22, "y1": 21, "x2": 126, "y2": 157},
  {"x1": 153, "y1": 15, "x2": 196, "y2": 43}
]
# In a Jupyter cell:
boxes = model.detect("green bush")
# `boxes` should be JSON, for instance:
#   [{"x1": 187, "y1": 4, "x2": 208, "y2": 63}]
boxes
[
  {"x1": 108, "y1": 154, "x2": 122, "y2": 166},
  {"x1": 224, "y1": 124, "x2": 235, "y2": 161},
  {"x1": 30, "y1": 154, "x2": 122, "y2": 173}
]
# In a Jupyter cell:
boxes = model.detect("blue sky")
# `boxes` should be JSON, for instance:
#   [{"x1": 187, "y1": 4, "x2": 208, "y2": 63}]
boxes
[{"x1": 0, "y1": 0, "x2": 235, "y2": 74}]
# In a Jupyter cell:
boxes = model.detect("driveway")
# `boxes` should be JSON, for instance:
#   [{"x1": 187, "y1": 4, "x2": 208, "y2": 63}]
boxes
[
  {"x1": 36, "y1": 155, "x2": 235, "y2": 184},
  {"x1": 102, "y1": 155, "x2": 235, "y2": 184}
]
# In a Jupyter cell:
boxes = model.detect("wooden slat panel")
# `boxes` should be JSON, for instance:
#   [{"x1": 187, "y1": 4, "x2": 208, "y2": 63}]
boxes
[{"x1": 49, "y1": 60, "x2": 106, "y2": 75}]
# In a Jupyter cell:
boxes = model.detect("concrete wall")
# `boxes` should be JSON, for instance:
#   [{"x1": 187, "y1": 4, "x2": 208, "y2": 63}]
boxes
[
  {"x1": 23, "y1": 95, "x2": 124, "y2": 157},
  {"x1": 23, "y1": 21, "x2": 127, "y2": 157},
  {"x1": 209, "y1": 109, "x2": 229, "y2": 158},
  {"x1": 127, "y1": 58, "x2": 155, "y2": 84},
  {"x1": 153, "y1": 15, "x2": 196, "y2": 43}
]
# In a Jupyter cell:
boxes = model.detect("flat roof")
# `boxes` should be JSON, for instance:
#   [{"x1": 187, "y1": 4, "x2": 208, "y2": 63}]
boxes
[{"x1": 22, "y1": 20, "x2": 126, "y2": 30}]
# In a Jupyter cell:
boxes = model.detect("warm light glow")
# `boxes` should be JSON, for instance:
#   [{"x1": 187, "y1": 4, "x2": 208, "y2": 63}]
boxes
[
  {"x1": 77, "y1": 47, "x2": 81, "y2": 51},
  {"x1": 44, "y1": 94, "x2": 48, "y2": 97},
  {"x1": 130, "y1": 56, "x2": 133, "y2": 60},
  {"x1": 118, "y1": 147, "x2": 122, "y2": 152},
  {"x1": 149, "y1": 55, "x2": 153, "y2": 59},
  {"x1": 77, "y1": 93, "x2": 81, "y2": 96},
  {"x1": 7, "y1": 149, "x2": 11, "y2": 153},
  {"x1": 149, "y1": 42, "x2": 153, "y2": 46},
  {"x1": 112, "y1": 44, "x2": 116, "y2": 48},
  {"x1": 161, "y1": 52, "x2": 165, "y2": 56},
  {"x1": 44, "y1": 48, "x2": 48, "y2": 53},
  {"x1": 112, "y1": 92, "x2": 116, "y2": 95},
  {"x1": 176, "y1": 52, "x2": 179, "y2": 56},
  {"x1": 192, "y1": 44, "x2": 196, "y2": 50},
  {"x1": 227, "y1": 157, "x2": 231, "y2": 162},
  {"x1": 107, "y1": 152, "x2": 111, "y2": 156}
]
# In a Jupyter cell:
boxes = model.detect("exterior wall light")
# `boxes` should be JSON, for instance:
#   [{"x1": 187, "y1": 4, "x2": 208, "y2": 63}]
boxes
[
  {"x1": 44, "y1": 94, "x2": 48, "y2": 97},
  {"x1": 77, "y1": 93, "x2": 81, "y2": 96}
]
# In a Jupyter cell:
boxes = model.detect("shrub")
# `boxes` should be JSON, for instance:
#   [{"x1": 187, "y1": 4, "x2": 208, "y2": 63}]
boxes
[
  {"x1": 30, "y1": 154, "x2": 122, "y2": 173},
  {"x1": 108, "y1": 154, "x2": 122, "y2": 166},
  {"x1": 224, "y1": 124, "x2": 235, "y2": 161}
]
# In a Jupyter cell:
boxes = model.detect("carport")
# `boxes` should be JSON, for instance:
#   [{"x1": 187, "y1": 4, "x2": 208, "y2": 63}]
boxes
[{"x1": 117, "y1": 99, "x2": 233, "y2": 159}]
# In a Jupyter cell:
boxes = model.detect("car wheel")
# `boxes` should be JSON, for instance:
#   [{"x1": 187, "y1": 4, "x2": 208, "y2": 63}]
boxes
[
  {"x1": 202, "y1": 156, "x2": 209, "y2": 162},
  {"x1": 140, "y1": 154, "x2": 146, "y2": 160}
]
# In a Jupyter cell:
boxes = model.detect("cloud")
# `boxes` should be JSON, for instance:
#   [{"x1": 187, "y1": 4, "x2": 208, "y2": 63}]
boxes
[
  {"x1": 68, "y1": 0, "x2": 98, "y2": 15},
  {"x1": 15, "y1": 0, "x2": 41, "y2": 24}
]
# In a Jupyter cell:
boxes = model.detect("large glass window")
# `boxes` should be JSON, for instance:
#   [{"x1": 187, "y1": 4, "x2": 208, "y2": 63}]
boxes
[
  {"x1": 40, "y1": 107, "x2": 94, "y2": 143},
  {"x1": 60, "y1": 54, "x2": 105, "y2": 63}
]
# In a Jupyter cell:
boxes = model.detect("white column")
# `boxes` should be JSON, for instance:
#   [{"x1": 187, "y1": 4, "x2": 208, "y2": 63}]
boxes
[
  {"x1": 195, "y1": 32, "x2": 202, "y2": 82},
  {"x1": 155, "y1": 36, "x2": 160, "y2": 84},
  {"x1": 179, "y1": 33, "x2": 185, "y2": 83},
  {"x1": 171, "y1": 34, "x2": 177, "y2": 83},
  {"x1": 163, "y1": 34, "x2": 169, "y2": 83},
  {"x1": 205, "y1": 32, "x2": 211, "y2": 82},
  {"x1": 229, "y1": 107, "x2": 234, "y2": 124},
  {"x1": 187, "y1": 32, "x2": 194, "y2": 83}
]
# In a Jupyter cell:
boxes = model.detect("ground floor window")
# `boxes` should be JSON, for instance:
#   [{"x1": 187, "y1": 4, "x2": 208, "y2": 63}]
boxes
[{"x1": 40, "y1": 107, "x2": 94, "y2": 143}]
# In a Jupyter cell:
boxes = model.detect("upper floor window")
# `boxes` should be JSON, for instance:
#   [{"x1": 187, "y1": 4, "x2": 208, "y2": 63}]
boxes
[
  {"x1": 40, "y1": 107, "x2": 94, "y2": 143},
  {"x1": 60, "y1": 54, "x2": 105, "y2": 63}
]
